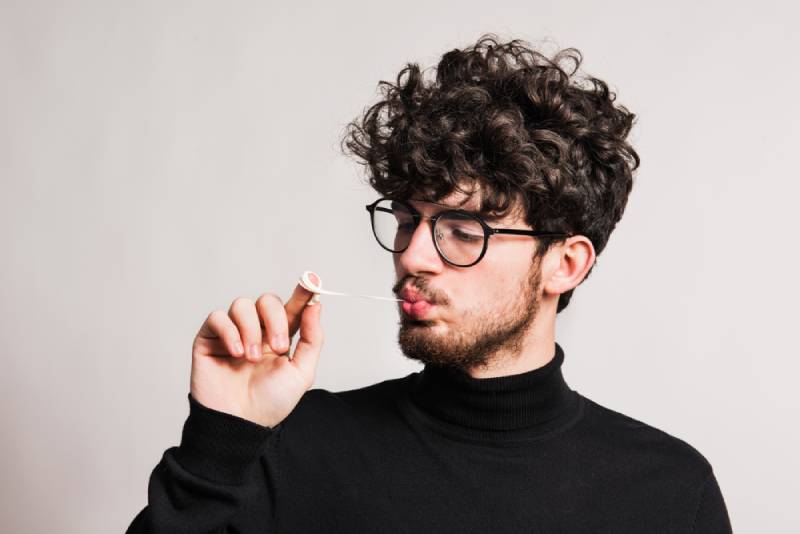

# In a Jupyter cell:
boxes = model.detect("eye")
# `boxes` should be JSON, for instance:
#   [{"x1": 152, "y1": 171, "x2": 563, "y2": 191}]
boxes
[
  {"x1": 451, "y1": 227, "x2": 483, "y2": 242},
  {"x1": 439, "y1": 212, "x2": 484, "y2": 243}
]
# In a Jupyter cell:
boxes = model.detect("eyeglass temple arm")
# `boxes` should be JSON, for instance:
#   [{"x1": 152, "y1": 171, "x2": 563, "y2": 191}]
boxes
[{"x1": 493, "y1": 229, "x2": 572, "y2": 237}]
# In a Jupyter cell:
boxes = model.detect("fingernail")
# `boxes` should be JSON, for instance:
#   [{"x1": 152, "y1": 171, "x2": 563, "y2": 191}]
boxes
[
  {"x1": 249, "y1": 344, "x2": 259, "y2": 358},
  {"x1": 234, "y1": 342, "x2": 244, "y2": 355},
  {"x1": 274, "y1": 334, "x2": 289, "y2": 351}
]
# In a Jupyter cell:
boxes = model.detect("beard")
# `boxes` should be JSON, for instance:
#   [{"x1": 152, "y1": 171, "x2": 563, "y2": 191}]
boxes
[{"x1": 396, "y1": 258, "x2": 542, "y2": 373}]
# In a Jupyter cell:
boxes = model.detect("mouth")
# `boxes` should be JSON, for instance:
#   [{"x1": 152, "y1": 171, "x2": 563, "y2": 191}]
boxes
[
  {"x1": 399, "y1": 287, "x2": 436, "y2": 318},
  {"x1": 401, "y1": 299, "x2": 434, "y2": 319},
  {"x1": 399, "y1": 286, "x2": 427, "y2": 302}
]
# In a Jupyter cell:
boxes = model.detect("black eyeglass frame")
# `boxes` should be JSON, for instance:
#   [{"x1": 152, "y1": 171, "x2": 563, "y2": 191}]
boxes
[{"x1": 365, "y1": 197, "x2": 574, "y2": 268}]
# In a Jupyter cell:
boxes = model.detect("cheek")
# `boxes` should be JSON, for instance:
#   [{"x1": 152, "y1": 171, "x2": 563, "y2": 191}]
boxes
[
  {"x1": 465, "y1": 264, "x2": 509, "y2": 303},
  {"x1": 480, "y1": 267, "x2": 527, "y2": 303},
  {"x1": 480, "y1": 256, "x2": 521, "y2": 288}
]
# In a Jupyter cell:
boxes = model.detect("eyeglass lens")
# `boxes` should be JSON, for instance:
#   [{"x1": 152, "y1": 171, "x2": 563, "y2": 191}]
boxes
[{"x1": 371, "y1": 199, "x2": 485, "y2": 266}]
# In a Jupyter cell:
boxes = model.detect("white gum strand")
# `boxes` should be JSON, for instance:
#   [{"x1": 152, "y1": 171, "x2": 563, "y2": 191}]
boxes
[
  {"x1": 298, "y1": 270, "x2": 403, "y2": 306},
  {"x1": 299, "y1": 271, "x2": 322, "y2": 306}
]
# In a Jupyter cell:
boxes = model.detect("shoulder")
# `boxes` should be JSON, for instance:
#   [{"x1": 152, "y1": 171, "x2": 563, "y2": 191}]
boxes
[{"x1": 575, "y1": 393, "x2": 715, "y2": 485}]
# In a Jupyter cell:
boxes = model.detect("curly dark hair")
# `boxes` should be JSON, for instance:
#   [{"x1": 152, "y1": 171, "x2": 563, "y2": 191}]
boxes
[{"x1": 340, "y1": 33, "x2": 640, "y2": 313}]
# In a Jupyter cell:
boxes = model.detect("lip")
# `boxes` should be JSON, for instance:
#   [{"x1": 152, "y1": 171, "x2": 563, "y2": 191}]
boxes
[
  {"x1": 398, "y1": 286, "x2": 436, "y2": 318},
  {"x1": 399, "y1": 287, "x2": 429, "y2": 303},
  {"x1": 401, "y1": 299, "x2": 434, "y2": 318}
]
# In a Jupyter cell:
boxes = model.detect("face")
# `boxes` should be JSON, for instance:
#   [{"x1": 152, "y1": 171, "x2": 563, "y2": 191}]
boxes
[{"x1": 391, "y1": 188, "x2": 545, "y2": 372}]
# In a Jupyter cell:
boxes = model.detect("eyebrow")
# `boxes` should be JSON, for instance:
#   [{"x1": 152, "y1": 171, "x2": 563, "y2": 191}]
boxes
[{"x1": 406, "y1": 198, "x2": 503, "y2": 222}]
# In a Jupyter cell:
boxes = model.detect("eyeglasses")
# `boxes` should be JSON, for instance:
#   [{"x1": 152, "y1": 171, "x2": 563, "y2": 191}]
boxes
[{"x1": 365, "y1": 197, "x2": 573, "y2": 267}]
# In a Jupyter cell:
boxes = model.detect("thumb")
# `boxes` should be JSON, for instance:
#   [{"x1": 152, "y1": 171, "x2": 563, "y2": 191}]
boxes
[{"x1": 290, "y1": 300, "x2": 324, "y2": 378}]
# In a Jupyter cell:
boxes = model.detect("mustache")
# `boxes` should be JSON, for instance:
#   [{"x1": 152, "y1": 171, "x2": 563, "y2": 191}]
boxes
[{"x1": 392, "y1": 276, "x2": 448, "y2": 305}]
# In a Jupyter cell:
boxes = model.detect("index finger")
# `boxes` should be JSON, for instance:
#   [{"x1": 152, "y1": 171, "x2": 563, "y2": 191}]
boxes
[{"x1": 285, "y1": 271, "x2": 320, "y2": 337}]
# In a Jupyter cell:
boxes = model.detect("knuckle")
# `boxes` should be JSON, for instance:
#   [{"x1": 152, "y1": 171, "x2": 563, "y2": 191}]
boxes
[
  {"x1": 205, "y1": 310, "x2": 229, "y2": 332},
  {"x1": 230, "y1": 296, "x2": 254, "y2": 311},
  {"x1": 229, "y1": 298, "x2": 257, "y2": 327},
  {"x1": 256, "y1": 292, "x2": 283, "y2": 306},
  {"x1": 256, "y1": 295, "x2": 288, "y2": 331}
]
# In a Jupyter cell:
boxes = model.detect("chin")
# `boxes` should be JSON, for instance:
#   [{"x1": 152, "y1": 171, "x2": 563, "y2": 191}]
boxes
[{"x1": 400, "y1": 316, "x2": 437, "y2": 328}]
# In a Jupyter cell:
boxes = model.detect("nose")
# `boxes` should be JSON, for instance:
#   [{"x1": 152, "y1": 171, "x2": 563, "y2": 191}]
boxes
[{"x1": 394, "y1": 217, "x2": 445, "y2": 275}]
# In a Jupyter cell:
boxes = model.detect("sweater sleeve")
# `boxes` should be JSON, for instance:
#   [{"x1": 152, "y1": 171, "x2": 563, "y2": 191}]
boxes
[
  {"x1": 125, "y1": 393, "x2": 278, "y2": 534},
  {"x1": 690, "y1": 470, "x2": 733, "y2": 534}
]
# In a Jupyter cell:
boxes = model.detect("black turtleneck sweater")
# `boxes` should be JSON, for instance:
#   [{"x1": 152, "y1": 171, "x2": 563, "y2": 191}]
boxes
[{"x1": 126, "y1": 342, "x2": 733, "y2": 533}]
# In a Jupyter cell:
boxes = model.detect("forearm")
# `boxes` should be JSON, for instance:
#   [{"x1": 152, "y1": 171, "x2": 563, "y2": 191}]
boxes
[{"x1": 126, "y1": 394, "x2": 276, "y2": 534}]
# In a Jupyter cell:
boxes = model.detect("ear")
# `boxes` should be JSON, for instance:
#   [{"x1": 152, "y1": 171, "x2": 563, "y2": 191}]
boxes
[{"x1": 541, "y1": 236, "x2": 596, "y2": 298}]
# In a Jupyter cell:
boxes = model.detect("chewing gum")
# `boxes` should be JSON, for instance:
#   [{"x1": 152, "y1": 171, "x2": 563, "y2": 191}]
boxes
[{"x1": 298, "y1": 271, "x2": 403, "y2": 306}]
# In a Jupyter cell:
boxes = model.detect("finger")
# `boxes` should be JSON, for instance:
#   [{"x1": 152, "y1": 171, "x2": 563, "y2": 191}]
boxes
[
  {"x1": 228, "y1": 297, "x2": 263, "y2": 362},
  {"x1": 290, "y1": 300, "x2": 324, "y2": 380},
  {"x1": 197, "y1": 309, "x2": 246, "y2": 358},
  {"x1": 255, "y1": 293, "x2": 290, "y2": 355},
  {"x1": 285, "y1": 271, "x2": 320, "y2": 337}
]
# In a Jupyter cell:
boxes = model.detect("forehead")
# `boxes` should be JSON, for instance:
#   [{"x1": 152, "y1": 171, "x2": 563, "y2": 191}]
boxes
[
  {"x1": 406, "y1": 189, "x2": 523, "y2": 224},
  {"x1": 407, "y1": 195, "x2": 478, "y2": 212},
  {"x1": 408, "y1": 185, "x2": 478, "y2": 210}
]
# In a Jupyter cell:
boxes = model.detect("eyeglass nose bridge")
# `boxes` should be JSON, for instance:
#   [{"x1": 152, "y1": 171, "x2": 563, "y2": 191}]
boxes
[
  {"x1": 413, "y1": 213, "x2": 446, "y2": 240},
  {"x1": 397, "y1": 213, "x2": 442, "y2": 253}
]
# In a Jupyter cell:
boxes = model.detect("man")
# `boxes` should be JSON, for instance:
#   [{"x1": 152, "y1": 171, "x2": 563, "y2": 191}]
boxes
[{"x1": 127, "y1": 34, "x2": 733, "y2": 533}]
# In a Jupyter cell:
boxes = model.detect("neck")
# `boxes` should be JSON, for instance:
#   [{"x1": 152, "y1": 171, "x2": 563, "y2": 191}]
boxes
[{"x1": 406, "y1": 341, "x2": 579, "y2": 433}]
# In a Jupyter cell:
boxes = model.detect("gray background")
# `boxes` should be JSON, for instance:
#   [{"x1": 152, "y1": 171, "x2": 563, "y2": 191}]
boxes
[{"x1": 1, "y1": 1, "x2": 797, "y2": 532}]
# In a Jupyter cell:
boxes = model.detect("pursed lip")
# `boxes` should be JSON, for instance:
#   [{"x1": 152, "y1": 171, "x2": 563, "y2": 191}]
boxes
[{"x1": 399, "y1": 287, "x2": 432, "y2": 304}]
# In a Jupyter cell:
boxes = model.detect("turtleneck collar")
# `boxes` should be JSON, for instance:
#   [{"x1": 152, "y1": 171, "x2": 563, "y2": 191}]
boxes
[{"x1": 405, "y1": 342, "x2": 581, "y2": 437}]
